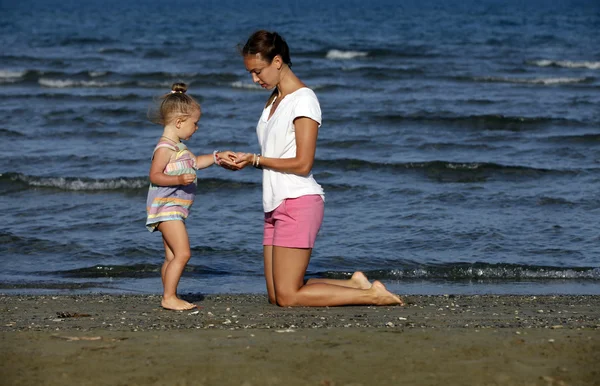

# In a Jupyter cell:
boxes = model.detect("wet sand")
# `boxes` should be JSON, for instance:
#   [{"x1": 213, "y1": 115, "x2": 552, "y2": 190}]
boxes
[{"x1": 1, "y1": 294, "x2": 599, "y2": 386}]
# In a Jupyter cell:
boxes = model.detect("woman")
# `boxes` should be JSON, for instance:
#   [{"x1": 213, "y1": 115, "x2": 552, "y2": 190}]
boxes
[{"x1": 222, "y1": 30, "x2": 404, "y2": 307}]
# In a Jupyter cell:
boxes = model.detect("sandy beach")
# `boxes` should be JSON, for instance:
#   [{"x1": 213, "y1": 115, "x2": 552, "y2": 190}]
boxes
[{"x1": 1, "y1": 294, "x2": 599, "y2": 386}]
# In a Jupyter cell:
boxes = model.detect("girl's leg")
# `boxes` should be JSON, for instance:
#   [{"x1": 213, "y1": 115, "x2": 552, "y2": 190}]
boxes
[
  {"x1": 161, "y1": 237, "x2": 174, "y2": 288},
  {"x1": 306, "y1": 272, "x2": 372, "y2": 289},
  {"x1": 272, "y1": 246, "x2": 404, "y2": 307},
  {"x1": 263, "y1": 245, "x2": 277, "y2": 304},
  {"x1": 157, "y1": 221, "x2": 196, "y2": 310}
]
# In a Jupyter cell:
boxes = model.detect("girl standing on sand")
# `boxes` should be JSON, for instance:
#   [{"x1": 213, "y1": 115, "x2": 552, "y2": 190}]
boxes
[
  {"x1": 219, "y1": 30, "x2": 404, "y2": 307},
  {"x1": 146, "y1": 82, "x2": 234, "y2": 311}
]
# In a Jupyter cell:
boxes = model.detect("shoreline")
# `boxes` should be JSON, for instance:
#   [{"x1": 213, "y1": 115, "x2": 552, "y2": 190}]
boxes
[{"x1": 2, "y1": 294, "x2": 599, "y2": 385}]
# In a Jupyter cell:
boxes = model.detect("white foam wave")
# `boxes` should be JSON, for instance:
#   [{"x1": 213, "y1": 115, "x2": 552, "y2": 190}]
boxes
[
  {"x1": 529, "y1": 60, "x2": 600, "y2": 70},
  {"x1": 39, "y1": 78, "x2": 126, "y2": 88},
  {"x1": 89, "y1": 71, "x2": 107, "y2": 77},
  {"x1": 475, "y1": 76, "x2": 588, "y2": 85},
  {"x1": 138, "y1": 81, "x2": 172, "y2": 88},
  {"x1": 0, "y1": 70, "x2": 26, "y2": 83},
  {"x1": 26, "y1": 177, "x2": 148, "y2": 191},
  {"x1": 0, "y1": 70, "x2": 26, "y2": 79},
  {"x1": 230, "y1": 81, "x2": 262, "y2": 90},
  {"x1": 326, "y1": 50, "x2": 368, "y2": 60}
]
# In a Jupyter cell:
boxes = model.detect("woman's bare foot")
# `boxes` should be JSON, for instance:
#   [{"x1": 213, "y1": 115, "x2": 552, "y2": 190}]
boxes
[
  {"x1": 161, "y1": 297, "x2": 197, "y2": 311},
  {"x1": 351, "y1": 271, "x2": 372, "y2": 289},
  {"x1": 369, "y1": 281, "x2": 404, "y2": 306}
]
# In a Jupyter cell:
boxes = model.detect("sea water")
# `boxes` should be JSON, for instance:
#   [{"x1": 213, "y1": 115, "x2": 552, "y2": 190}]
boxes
[{"x1": 1, "y1": 0, "x2": 599, "y2": 295}]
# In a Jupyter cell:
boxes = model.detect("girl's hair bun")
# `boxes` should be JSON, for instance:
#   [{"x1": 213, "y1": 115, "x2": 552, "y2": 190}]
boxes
[{"x1": 171, "y1": 82, "x2": 188, "y2": 94}]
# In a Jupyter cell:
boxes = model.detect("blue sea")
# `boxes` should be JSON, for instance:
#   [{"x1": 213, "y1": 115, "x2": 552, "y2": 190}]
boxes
[{"x1": 1, "y1": 0, "x2": 599, "y2": 296}]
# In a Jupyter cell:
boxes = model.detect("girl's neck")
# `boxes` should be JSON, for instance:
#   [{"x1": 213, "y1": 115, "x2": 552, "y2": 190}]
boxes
[
  {"x1": 160, "y1": 129, "x2": 180, "y2": 143},
  {"x1": 161, "y1": 135, "x2": 179, "y2": 143}
]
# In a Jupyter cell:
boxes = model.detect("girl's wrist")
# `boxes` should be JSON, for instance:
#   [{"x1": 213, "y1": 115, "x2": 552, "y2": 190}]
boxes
[{"x1": 213, "y1": 150, "x2": 220, "y2": 165}]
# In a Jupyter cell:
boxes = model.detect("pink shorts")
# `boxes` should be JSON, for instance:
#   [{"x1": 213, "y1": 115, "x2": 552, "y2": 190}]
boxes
[{"x1": 263, "y1": 195, "x2": 324, "y2": 249}]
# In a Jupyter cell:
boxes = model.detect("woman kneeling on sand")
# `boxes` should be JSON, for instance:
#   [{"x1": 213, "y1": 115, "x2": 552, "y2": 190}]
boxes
[{"x1": 218, "y1": 30, "x2": 404, "y2": 307}]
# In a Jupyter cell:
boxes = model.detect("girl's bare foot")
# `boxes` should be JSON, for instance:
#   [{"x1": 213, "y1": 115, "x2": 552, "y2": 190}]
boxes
[
  {"x1": 351, "y1": 271, "x2": 372, "y2": 289},
  {"x1": 370, "y1": 281, "x2": 405, "y2": 306},
  {"x1": 161, "y1": 297, "x2": 197, "y2": 311}
]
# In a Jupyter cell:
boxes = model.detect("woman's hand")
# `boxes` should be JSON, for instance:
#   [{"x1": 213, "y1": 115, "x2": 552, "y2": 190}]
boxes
[
  {"x1": 217, "y1": 151, "x2": 243, "y2": 171},
  {"x1": 234, "y1": 153, "x2": 254, "y2": 169}
]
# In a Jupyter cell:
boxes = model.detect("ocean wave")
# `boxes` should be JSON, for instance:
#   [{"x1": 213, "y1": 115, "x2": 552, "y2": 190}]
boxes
[
  {"x1": 321, "y1": 139, "x2": 373, "y2": 149},
  {"x1": 0, "y1": 69, "x2": 240, "y2": 89},
  {"x1": 55, "y1": 263, "x2": 239, "y2": 278},
  {"x1": 320, "y1": 263, "x2": 600, "y2": 281},
  {"x1": 0, "y1": 69, "x2": 26, "y2": 84},
  {"x1": 546, "y1": 133, "x2": 600, "y2": 144},
  {"x1": 0, "y1": 173, "x2": 149, "y2": 191},
  {"x1": 369, "y1": 112, "x2": 577, "y2": 130},
  {"x1": 527, "y1": 59, "x2": 600, "y2": 70},
  {"x1": 230, "y1": 81, "x2": 263, "y2": 90},
  {"x1": 89, "y1": 71, "x2": 108, "y2": 77},
  {"x1": 536, "y1": 196, "x2": 574, "y2": 206},
  {"x1": 60, "y1": 37, "x2": 117, "y2": 46},
  {"x1": 470, "y1": 76, "x2": 593, "y2": 85},
  {"x1": 0, "y1": 231, "x2": 60, "y2": 253},
  {"x1": 0, "y1": 128, "x2": 24, "y2": 137},
  {"x1": 98, "y1": 47, "x2": 136, "y2": 55},
  {"x1": 299, "y1": 46, "x2": 436, "y2": 59},
  {"x1": 314, "y1": 159, "x2": 574, "y2": 181},
  {"x1": 338, "y1": 65, "x2": 425, "y2": 80},
  {"x1": 417, "y1": 142, "x2": 498, "y2": 151},
  {"x1": 326, "y1": 49, "x2": 369, "y2": 60},
  {"x1": 0, "y1": 231, "x2": 103, "y2": 258},
  {"x1": 39, "y1": 78, "x2": 131, "y2": 88},
  {"x1": 0, "y1": 173, "x2": 260, "y2": 192}
]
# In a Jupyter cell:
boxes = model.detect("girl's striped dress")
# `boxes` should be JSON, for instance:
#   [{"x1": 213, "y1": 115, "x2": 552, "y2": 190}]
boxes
[{"x1": 146, "y1": 140, "x2": 197, "y2": 232}]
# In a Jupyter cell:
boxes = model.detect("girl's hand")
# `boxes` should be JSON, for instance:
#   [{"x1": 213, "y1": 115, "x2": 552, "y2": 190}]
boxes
[
  {"x1": 178, "y1": 173, "x2": 196, "y2": 185},
  {"x1": 217, "y1": 151, "x2": 237, "y2": 165}
]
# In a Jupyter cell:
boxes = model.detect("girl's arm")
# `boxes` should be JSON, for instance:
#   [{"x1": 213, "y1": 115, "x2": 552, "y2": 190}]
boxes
[
  {"x1": 196, "y1": 151, "x2": 239, "y2": 170},
  {"x1": 236, "y1": 117, "x2": 318, "y2": 176},
  {"x1": 149, "y1": 148, "x2": 195, "y2": 186},
  {"x1": 195, "y1": 154, "x2": 215, "y2": 170}
]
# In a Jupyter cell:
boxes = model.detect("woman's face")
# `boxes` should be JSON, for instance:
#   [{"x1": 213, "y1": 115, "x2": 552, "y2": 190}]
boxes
[{"x1": 244, "y1": 54, "x2": 280, "y2": 90}]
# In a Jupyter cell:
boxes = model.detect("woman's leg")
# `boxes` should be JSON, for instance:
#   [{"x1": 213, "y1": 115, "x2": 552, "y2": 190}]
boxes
[
  {"x1": 263, "y1": 245, "x2": 277, "y2": 304},
  {"x1": 272, "y1": 246, "x2": 404, "y2": 307},
  {"x1": 157, "y1": 221, "x2": 196, "y2": 310},
  {"x1": 306, "y1": 272, "x2": 372, "y2": 289}
]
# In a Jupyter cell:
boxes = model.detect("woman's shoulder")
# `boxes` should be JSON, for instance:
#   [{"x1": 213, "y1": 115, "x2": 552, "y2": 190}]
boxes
[
  {"x1": 293, "y1": 87, "x2": 317, "y2": 98},
  {"x1": 290, "y1": 87, "x2": 319, "y2": 105}
]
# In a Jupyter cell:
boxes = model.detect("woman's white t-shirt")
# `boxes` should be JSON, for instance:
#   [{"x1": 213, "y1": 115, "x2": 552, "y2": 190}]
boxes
[{"x1": 256, "y1": 87, "x2": 325, "y2": 213}]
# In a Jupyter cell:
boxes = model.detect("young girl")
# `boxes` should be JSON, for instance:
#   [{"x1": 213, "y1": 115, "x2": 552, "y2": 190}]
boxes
[{"x1": 146, "y1": 82, "x2": 232, "y2": 311}]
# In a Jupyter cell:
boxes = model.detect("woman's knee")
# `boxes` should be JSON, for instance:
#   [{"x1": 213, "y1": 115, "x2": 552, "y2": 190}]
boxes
[{"x1": 274, "y1": 289, "x2": 298, "y2": 307}]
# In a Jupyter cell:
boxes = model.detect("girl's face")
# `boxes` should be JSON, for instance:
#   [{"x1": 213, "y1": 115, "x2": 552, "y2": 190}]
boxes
[
  {"x1": 177, "y1": 108, "x2": 201, "y2": 140},
  {"x1": 244, "y1": 54, "x2": 281, "y2": 90}
]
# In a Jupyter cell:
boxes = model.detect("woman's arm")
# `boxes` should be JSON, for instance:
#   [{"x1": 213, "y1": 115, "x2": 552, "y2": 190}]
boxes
[
  {"x1": 149, "y1": 148, "x2": 195, "y2": 186},
  {"x1": 236, "y1": 117, "x2": 319, "y2": 176}
]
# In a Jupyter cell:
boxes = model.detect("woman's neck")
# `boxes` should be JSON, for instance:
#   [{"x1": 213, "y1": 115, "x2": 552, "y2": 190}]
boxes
[{"x1": 276, "y1": 67, "x2": 304, "y2": 98}]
